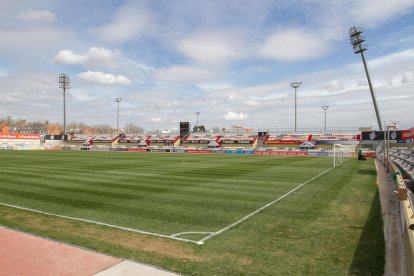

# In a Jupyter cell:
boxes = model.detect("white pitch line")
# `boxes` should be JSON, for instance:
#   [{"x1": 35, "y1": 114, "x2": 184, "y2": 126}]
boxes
[
  {"x1": 0, "y1": 202, "x2": 200, "y2": 245},
  {"x1": 170, "y1": 231, "x2": 214, "y2": 238},
  {"x1": 198, "y1": 161, "x2": 348, "y2": 244}
]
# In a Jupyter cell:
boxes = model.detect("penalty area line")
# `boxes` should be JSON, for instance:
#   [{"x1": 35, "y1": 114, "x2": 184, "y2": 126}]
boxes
[
  {"x1": 198, "y1": 161, "x2": 348, "y2": 244},
  {"x1": 0, "y1": 202, "x2": 200, "y2": 245}
]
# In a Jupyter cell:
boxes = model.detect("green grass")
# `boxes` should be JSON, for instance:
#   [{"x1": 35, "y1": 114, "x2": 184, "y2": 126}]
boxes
[{"x1": 0, "y1": 151, "x2": 384, "y2": 275}]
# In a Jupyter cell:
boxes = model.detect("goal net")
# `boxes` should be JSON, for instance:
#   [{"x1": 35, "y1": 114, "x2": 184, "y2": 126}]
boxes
[{"x1": 333, "y1": 144, "x2": 356, "y2": 167}]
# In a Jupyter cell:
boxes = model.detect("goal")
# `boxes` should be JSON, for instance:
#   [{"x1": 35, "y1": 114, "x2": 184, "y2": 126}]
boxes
[{"x1": 333, "y1": 144, "x2": 356, "y2": 166}]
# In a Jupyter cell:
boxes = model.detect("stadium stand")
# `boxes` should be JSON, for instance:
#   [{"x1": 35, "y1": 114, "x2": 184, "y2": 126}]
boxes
[
  {"x1": 265, "y1": 133, "x2": 360, "y2": 149},
  {"x1": 390, "y1": 147, "x2": 414, "y2": 182},
  {"x1": 310, "y1": 133, "x2": 360, "y2": 142},
  {"x1": 219, "y1": 134, "x2": 258, "y2": 149},
  {"x1": 265, "y1": 133, "x2": 310, "y2": 149},
  {"x1": 386, "y1": 156, "x2": 414, "y2": 275},
  {"x1": 91, "y1": 135, "x2": 120, "y2": 146},
  {"x1": 118, "y1": 135, "x2": 149, "y2": 148},
  {"x1": 148, "y1": 135, "x2": 180, "y2": 147},
  {"x1": 181, "y1": 134, "x2": 221, "y2": 148},
  {"x1": 66, "y1": 134, "x2": 95, "y2": 143},
  {"x1": 64, "y1": 135, "x2": 96, "y2": 150}
]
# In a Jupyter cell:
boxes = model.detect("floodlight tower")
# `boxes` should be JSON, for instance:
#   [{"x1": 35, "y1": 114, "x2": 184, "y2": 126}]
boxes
[
  {"x1": 321, "y1": 105, "x2": 329, "y2": 132},
  {"x1": 58, "y1": 73, "x2": 70, "y2": 135},
  {"x1": 290, "y1": 82, "x2": 302, "y2": 132},
  {"x1": 349, "y1": 26, "x2": 383, "y2": 131},
  {"x1": 195, "y1": 112, "x2": 200, "y2": 133},
  {"x1": 115, "y1": 98, "x2": 122, "y2": 134}
]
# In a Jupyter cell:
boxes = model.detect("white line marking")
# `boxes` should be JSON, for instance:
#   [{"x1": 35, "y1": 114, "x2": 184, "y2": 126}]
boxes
[
  {"x1": 170, "y1": 231, "x2": 214, "y2": 238},
  {"x1": 0, "y1": 202, "x2": 200, "y2": 245},
  {"x1": 198, "y1": 161, "x2": 349, "y2": 244}
]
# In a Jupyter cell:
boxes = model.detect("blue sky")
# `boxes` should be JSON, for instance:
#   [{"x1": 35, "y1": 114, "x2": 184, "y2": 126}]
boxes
[{"x1": 1, "y1": 0, "x2": 414, "y2": 131}]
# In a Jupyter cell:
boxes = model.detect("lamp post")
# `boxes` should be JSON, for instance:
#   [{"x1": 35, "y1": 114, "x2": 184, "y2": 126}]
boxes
[
  {"x1": 195, "y1": 112, "x2": 200, "y2": 133},
  {"x1": 58, "y1": 73, "x2": 70, "y2": 135},
  {"x1": 349, "y1": 26, "x2": 383, "y2": 131},
  {"x1": 321, "y1": 105, "x2": 329, "y2": 132},
  {"x1": 115, "y1": 98, "x2": 122, "y2": 135},
  {"x1": 290, "y1": 82, "x2": 302, "y2": 132}
]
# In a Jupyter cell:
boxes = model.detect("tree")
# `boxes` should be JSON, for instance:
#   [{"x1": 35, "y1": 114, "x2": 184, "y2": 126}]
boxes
[
  {"x1": 212, "y1": 126, "x2": 220, "y2": 133},
  {"x1": 95, "y1": 124, "x2": 113, "y2": 134},
  {"x1": 124, "y1": 123, "x2": 144, "y2": 134},
  {"x1": 198, "y1": 125, "x2": 206, "y2": 133},
  {"x1": 27, "y1": 120, "x2": 48, "y2": 133},
  {"x1": 14, "y1": 119, "x2": 27, "y2": 129},
  {"x1": 193, "y1": 125, "x2": 206, "y2": 133}
]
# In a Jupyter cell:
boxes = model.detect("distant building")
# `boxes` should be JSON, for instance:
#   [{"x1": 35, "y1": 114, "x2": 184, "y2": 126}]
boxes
[
  {"x1": 14, "y1": 127, "x2": 47, "y2": 134},
  {"x1": 359, "y1": 127, "x2": 373, "y2": 132},
  {"x1": 231, "y1": 125, "x2": 253, "y2": 133}
]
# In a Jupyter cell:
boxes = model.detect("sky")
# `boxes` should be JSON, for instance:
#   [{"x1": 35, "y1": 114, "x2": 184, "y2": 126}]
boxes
[{"x1": 1, "y1": 0, "x2": 414, "y2": 132}]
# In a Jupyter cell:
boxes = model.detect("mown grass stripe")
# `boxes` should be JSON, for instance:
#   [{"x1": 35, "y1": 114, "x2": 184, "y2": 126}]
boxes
[{"x1": 0, "y1": 151, "x2": 334, "y2": 235}]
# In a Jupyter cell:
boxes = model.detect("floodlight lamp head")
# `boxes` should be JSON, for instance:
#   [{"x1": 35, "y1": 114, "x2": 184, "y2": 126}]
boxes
[
  {"x1": 321, "y1": 105, "x2": 329, "y2": 110},
  {"x1": 195, "y1": 112, "x2": 200, "y2": 116},
  {"x1": 58, "y1": 73, "x2": 70, "y2": 88},
  {"x1": 349, "y1": 26, "x2": 367, "y2": 54},
  {"x1": 115, "y1": 98, "x2": 122, "y2": 103},
  {"x1": 59, "y1": 83, "x2": 70, "y2": 89},
  {"x1": 349, "y1": 26, "x2": 363, "y2": 37},
  {"x1": 290, "y1": 82, "x2": 302, "y2": 89}
]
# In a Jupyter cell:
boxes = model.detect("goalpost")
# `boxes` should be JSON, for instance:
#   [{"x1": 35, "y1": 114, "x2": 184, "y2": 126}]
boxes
[{"x1": 333, "y1": 144, "x2": 356, "y2": 167}]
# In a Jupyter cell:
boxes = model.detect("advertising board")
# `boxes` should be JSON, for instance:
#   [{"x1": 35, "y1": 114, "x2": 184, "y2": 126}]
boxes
[
  {"x1": 185, "y1": 149, "x2": 212, "y2": 154},
  {"x1": 0, "y1": 134, "x2": 40, "y2": 140},
  {"x1": 127, "y1": 148, "x2": 147, "y2": 152},
  {"x1": 266, "y1": 140, "x2": 302, "y2": 144},
  {"x1": 254, "y1": 151, "x2": 308, "y2": 156}
]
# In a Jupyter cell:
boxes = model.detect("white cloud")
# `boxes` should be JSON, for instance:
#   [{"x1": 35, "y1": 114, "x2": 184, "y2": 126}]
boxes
[
  {"x1": 401, "y1": 71, "x2": 414, "y2": 83},
  {"x1": 349, "y1": 0, "x2": 414, "y2": 26},
  {"x1": 91, "y1": 4, "x2": 152, "y2": 43},
  {"x1": 153, "y1": 65, "x2": 216, "y2": 84},
  {"x1": 128, "y1": 60, "x2": 155, "y2": 72},
  {"x1": 367, "y1": 48, "x2": 414, "y2": 69},
  {"x1": 391, "y1": 71, "x2": 414, "y2": 86},
  {"x1": 259, "y1": 28, "x2": 331, "y2": 62},
  {"x1": 54, "y1": 50, "x2": 84, "y2": 64},
  {"x1": 69, "y1": 89, "x2": 96, "y2": 102},
  {"x1": 246, "y1": 100, "x2": 259, "y2": 107},
  {"x1": 197, "y1": 82, "x2": 234, "y2": 92},
  {"x1": 223, "y1": 111, "x2": 248, "y2": 121},
  {"x1": 228, "y1": 94, "x2": 242, "y2": 101},
  {"x1": 322, "y1": 79, "x2": 344, "y2": 92},
  {"x1": 78, "y1": 71, "x2": 131, "y2": 85},
  {"x1": 53, "y1": 47, "x2": 117, "y2": 67},
  {"x1": 0, "y1": 27, "x2": 72, "y2": 50},
  {"x1": 150, "y1": 117, "x2": 163, "y2": 122},
  {"x1": 178, "y1": 31, "x2": 245, "y2": 66},
  {"x1": 17, "y1": 10, "x2": 56, "y2": 23}
]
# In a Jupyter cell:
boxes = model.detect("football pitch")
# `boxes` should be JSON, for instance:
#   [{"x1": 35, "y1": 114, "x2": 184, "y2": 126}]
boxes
[
  {"x1": 0, "y1": 151, "x2": 384, "y2": 275},
  {"x1": 0, "y1": 151, "x2": 333, "y2": 244}
]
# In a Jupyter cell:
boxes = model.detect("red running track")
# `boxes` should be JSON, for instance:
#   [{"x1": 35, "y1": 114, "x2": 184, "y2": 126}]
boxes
[{"x1": 0, "y1": 227, "x2": 121, "y2": 276}]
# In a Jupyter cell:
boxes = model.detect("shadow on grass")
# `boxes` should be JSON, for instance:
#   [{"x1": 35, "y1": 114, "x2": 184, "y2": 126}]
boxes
[
  {"x1": 349, "y1": 190, "x2": 385, "y2": 275},
  {"x1": 356, "y1": 169, "x2": 377, "y2": 176}
]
